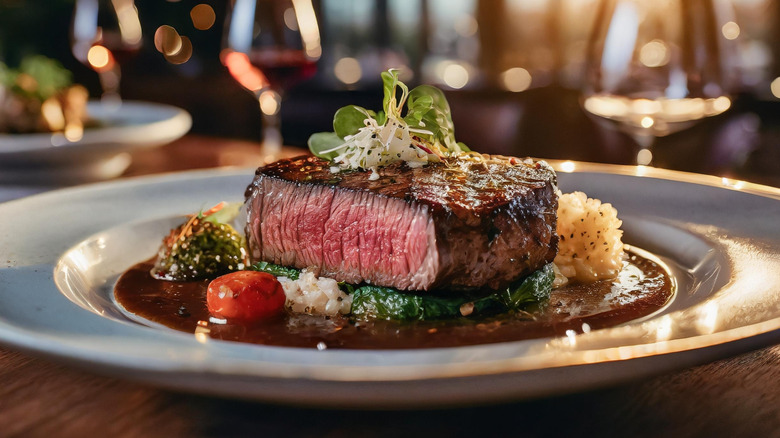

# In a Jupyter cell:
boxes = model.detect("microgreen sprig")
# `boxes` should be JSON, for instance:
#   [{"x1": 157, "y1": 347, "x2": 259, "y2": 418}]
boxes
[{"x1": 307, "y1": 69, "x2": 469, "y2": 177}]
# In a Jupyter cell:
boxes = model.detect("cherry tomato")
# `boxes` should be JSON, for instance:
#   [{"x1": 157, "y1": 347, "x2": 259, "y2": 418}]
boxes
[{"x1": 207, "y1": 271, "x2": 285, "y2": 321}]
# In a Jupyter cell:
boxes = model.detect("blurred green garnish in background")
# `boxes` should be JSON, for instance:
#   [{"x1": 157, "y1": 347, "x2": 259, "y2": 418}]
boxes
[{"x1": 0, "y1": 55, "x2": 73, "y2": 101}]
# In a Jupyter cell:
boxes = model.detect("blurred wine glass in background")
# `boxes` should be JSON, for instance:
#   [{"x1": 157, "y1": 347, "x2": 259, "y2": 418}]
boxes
[
  {"x1": 70, "y1": 0, "x2": 142, "y2": 105},
  {"x1": 222, "y1": 0, "x2": 320, "y2": 160},
  {"x1": 581, "y1": 0, "x2": 737, "y2": 165}
]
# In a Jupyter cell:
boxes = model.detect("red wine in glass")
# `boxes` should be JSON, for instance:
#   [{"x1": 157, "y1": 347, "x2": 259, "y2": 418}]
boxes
[
  {"x1": 247, "y1": 48, "x2": 317, "y2": 92},
  {"x1": 71, "y1": 0, "x2": 142, "y2": 101},
  {"x1": 223, "y1": 0, "x2": 321, "y2": 159}
]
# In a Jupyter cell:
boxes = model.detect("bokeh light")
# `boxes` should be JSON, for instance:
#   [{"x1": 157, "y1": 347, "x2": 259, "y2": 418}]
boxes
[
  {"x1": 154, "y1": 25, "x2": 182, "y2": 56},
  {"x1": 721, "y1": 21, "x2": 740, "y2": 40},
  {"x1": 190, "y1": 4, "x2": 216, "y2": 31},
  {"x1": 87, "y1": 45, "x2": 113, "y2": 71},
  {"x1": 639, "y1": 40, "x2": 670, "y2": 67},
  {"x1": 259, "y1": 90, "x2": 281, "y2": 115},
  {"x1": 501, "y1": 67, "x2": 532, "y2": 92},
  {"x1": 770, "y1": 77, "x2": 780, "y2": 99},
  {"x1": 164, "y1": 35, "x2": 193, "y2": 65},
  {"x1": 454, "y1": 14, "x2": 478, "y2": 37},
  {"x1": 442, "y1": 63, "x2": 469, "y2": 89},
  {"x1": 334, "y1": 57, "x2": 362, "y2": 85},
  {"x1": 636, "y1": 149, "x2": 653, "y2": 166}
]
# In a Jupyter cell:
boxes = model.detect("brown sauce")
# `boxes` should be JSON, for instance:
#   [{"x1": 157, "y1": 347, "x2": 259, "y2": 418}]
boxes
[{"x1": 114, "y1": 251, "x2": 673, "y2": 350}]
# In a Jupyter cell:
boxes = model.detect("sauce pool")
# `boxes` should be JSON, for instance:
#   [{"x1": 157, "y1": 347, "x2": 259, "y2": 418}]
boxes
[{"x1": 114, "y1": 251, "x2": 673, "y2": 350}]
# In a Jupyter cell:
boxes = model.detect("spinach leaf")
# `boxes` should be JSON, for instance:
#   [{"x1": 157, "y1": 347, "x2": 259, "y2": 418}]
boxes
[
  {"x1": 333, "y1": 105, "x2": 373, "y2": 139},
  {"x1": 247, "y1": 261, "x2": 301, "y2": 280},
  {"x1": 496, "y1": 263, "x2": 555, "y2": 309},
  {"x1": 351, "y1": 264, "x2": 555, "y2": 321},
  {"x1": 307, "y1": 132, "x2": 344, "y2": 160}
]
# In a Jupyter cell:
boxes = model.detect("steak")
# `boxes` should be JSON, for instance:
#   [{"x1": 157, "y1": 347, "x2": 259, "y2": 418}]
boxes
[{"x1": 244, "y1": 155, "x2": 558, "y2": 291}]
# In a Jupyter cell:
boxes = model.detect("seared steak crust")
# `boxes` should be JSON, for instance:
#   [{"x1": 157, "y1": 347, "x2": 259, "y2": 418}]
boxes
[{"x1": 245, "y1": 155, "x2": 558, "y2": 291}]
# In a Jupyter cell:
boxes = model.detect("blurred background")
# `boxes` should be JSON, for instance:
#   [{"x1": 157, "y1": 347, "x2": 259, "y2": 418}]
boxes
[{"x1": 1, "y1": 0, "x2": 779, "y2": 185}]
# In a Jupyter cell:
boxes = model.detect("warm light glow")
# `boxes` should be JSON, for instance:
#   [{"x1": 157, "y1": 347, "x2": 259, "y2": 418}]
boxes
[
  {"x1": 632, "y1": 99, "x2": 661, "y2": 115},
  {"x1": 721, "y1": 21, "x2": 740, "y2": 40},
  {"x1": 640, "y1": 116, "x2": 655, "y2": 128},
  {"x1": 696, "y1": 301, "x2": 719, "y2": 334},
  {"x1": 654, "y1": 315, "x2": 673, "y2": 342},
  {"x1": 501, "y1": 67, "x2": 532, "y2": 92},
  {"x1": 334, "y1": 57, "x2": 362, "y2": 85},
  {"x1": 113, "y1": 0, "x2": 143, "y2": 46},
  {"x1": 64, "y1": 123, "x2": 84, "y2": 142},
  {"x1": 770, "y1": 77, "x2": 780, "y2": 99},
  {"x1": 87, "y1": 45, "x2": 113, "y2": 71},
  {"x1": 222, "y1": 50, "x2": 269, "y2": 92},
  {"x1": 583, "y1": 95, "x2": 627, "y2": 118},
  {"x1": 194, "y1": 322, "x2": 211, "y2": 343},
  {"x1": 259, "y1": 89, "x2": 281, "y2": 115},
  {"x1": 41, "y1": 99, "x2": 65, "y2": 131},
  {"x1": 565, "y1": 329, "x2": 577, "y2": 346},
  {"x1": 639, "y1": 40, "x2": 670, "y2": 67},
  {"x1": 712, "y1": 96, "x2": 731, "y2": 113},
  {"x1": 442, "y1": 63, "x2": 469, "y2": 89},
  {"x1": 560, "y1": 161, "x2": 576, "y2": 173},
  {"x1": 190, "y1": 4, "x2": 216, "y2": 30},
  {"x1": 291, "y1": 0, "x2": 322, "y2": 60},
  {"x1": 721, "y1": 177, "x2": 746, "y2": 190}
]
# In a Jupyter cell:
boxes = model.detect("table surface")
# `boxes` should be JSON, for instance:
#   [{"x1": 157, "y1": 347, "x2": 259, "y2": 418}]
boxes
[{"x1": 1, "y1": 134, "x2": 779, "y2": 437}]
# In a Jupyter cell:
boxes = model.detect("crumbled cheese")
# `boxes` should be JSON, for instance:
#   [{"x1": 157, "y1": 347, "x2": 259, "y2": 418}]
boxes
[{"x1": 279, "y1": 269, "x2": 352, "y2": 316}]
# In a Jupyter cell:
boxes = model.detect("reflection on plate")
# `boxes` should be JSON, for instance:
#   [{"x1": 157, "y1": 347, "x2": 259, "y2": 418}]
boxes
[
  {"x1": 0, "y1": 100, "x2": 191, "y2": 184},
  {"x1": 0, "y1": 164, "x2": 779, "y2": 408}
]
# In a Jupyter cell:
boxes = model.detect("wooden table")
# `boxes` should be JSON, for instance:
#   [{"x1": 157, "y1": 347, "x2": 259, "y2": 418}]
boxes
[{"x1": 1, "y1": 135, "x2": 778, "y2": 437}]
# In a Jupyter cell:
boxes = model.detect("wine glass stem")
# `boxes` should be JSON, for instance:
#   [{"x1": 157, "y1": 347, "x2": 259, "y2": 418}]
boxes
[
  {"x1": 258, "y1": 89, "x2": 283, "y2": 159},
  {"x1": 98, "y1": 66, "x2": 122, "y2": 105},
  {"x1": 633, "y1": 133, "x2": 655, "y2": 166}
]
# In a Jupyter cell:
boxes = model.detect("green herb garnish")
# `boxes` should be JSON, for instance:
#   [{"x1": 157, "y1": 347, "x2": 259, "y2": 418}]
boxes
[
  {"x1": 308, "y1": 69, "x2": 469, "y2": 175},
  {"x1": 0, "y1": 55, "x2": 73, "y2": 101}
]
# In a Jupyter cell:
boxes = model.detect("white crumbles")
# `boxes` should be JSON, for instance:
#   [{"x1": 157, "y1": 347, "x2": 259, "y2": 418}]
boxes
[
  {"x1": 278, "y1": 269, "x2": 352, "y2": 316},
  {"x1": 554, "y1": 191, "x2": 624, "y2": 284}
]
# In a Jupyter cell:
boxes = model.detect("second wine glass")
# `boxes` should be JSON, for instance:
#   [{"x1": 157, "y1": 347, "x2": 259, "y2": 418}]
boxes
[
  {"x1": 581, "y1": 0, "x2": 736, "y2": 165},
  {"x1": 222, "y1": 0, "x2": 321, "y2": 160},
  {"x1": 71, "y1": 0, "x2": 142, "y2": 104}
]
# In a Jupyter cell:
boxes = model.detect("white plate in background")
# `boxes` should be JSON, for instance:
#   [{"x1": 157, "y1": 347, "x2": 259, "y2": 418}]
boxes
[{"x1": 0, "y1": 100, "x2": 191, "y2": 183}]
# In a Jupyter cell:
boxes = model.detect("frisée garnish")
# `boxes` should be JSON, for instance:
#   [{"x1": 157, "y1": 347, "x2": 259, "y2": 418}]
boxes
[{"x1": 307, "y1": 69, "x2": 469, "y2": 179}]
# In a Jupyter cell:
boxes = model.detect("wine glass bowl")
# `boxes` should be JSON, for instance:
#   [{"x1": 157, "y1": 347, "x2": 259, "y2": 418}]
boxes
[
  {"x1": 581, "y1": 0, "x2": 737, "y2": 164},
  {"x1": 71, "y1": 0, "x2": 142, "y2": 103},
  {"x1": 222, "y1": 0, "x2": 321, "y2": 159}
]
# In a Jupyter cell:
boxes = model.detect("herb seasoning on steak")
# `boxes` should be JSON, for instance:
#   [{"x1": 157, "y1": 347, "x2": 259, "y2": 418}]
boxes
[{"x1": 244, "y1": 154, "x2": 558, "y2": 292}]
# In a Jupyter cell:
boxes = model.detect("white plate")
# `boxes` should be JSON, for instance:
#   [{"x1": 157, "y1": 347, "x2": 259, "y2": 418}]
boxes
[
  {"x1": 0, "y1": 163, "x2": 779, "y2": 408},
  {"x1": 0, "y1": 100, "x2": 191, "y2": 183}
]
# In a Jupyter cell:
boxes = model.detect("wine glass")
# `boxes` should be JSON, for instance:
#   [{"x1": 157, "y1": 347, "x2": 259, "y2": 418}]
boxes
[
  {"x1": 222, "y1": 0, "x2": 321, "y2": 160},
  {"x1": 71, "y1": 0, "x2": 143, "y2": 106},
  {"x1": 581, "y1": 0, "x2": 736, "y2": 165}
]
